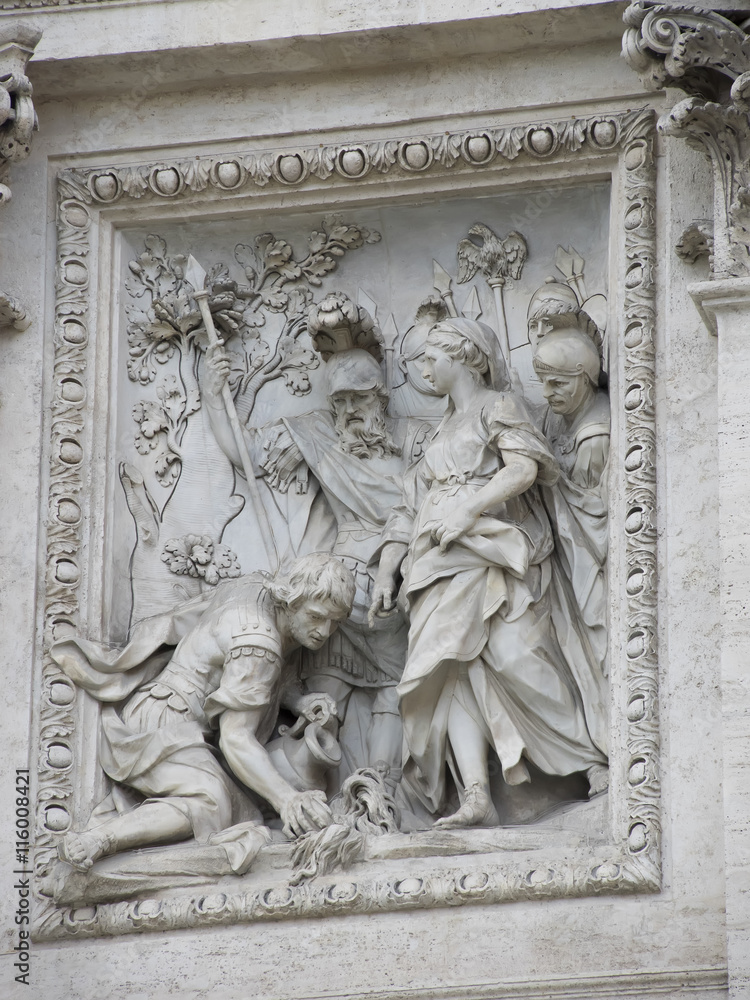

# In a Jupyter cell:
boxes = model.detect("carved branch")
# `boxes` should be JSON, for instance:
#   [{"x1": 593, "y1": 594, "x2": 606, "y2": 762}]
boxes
[{"x1": 623, "y1": 2, "x2": 750, "y2": 277}]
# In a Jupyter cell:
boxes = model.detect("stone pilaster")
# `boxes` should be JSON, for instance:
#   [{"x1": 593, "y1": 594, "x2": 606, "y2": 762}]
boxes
[
  {"x1": 624, "y1": 5, "x2": 750, "y2": 995},
  {"x1": 690, "y1": 278, "x2": 750, "y2": 998}
]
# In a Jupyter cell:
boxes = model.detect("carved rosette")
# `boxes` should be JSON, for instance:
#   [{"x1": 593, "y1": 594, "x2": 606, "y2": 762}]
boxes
[
  {"x1": 623, "y1": 1, "x2": 750, "y2": 278},
  {"x1": 34, "y1": 109, "x2": 661, "y2": 939},
  {"x1": 675, "y1": 220, "x2": 713, "y2": 264}
]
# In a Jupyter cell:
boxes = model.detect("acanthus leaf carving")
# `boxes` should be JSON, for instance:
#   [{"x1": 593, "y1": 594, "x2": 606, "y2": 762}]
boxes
[
  {"x1": 0, "y1": 23, "x2": 42, "y2": 204},
  {"x1": 0, "y1": 289, "x2": 29, "y2": 331},
  {"x1": 623, "y1": 1, "x2": 750, "y2": 277}
]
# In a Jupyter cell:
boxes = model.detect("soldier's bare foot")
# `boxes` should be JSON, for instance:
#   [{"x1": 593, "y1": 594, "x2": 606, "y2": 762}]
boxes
[
  {"x1": 58, "y1": 830, "x2": 112, "y2": 872},
  {"x1": 434, "y1": 783, "x2": 499, "y2": 829}
]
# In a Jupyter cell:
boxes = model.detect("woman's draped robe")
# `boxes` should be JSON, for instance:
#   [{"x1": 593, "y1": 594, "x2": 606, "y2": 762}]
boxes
[{"x1": 382, "y1": 392, "x2": 608, "y2": 815}]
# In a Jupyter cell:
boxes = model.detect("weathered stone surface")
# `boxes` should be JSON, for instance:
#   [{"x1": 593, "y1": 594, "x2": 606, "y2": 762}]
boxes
[{"x1": 0, "y1": 2, "x2": 740, "y2": 998}]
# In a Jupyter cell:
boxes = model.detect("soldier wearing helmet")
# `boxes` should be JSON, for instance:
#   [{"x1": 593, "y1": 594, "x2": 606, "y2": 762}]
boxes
[
  {"x1": 532, "y1": 326, "x2": 609, "y2": 489},
  {"x1": 203, "y1": 293, "x2": 434, "y2": 794}
]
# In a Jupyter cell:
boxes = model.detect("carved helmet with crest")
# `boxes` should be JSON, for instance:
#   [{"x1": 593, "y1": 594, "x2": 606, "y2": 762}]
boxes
[
  {"x1": 307, "y1": 292, "x2": 384, "y2": 362},
  {"x1": 527, "y1": 277, "x2": 605, "y2": 361}
]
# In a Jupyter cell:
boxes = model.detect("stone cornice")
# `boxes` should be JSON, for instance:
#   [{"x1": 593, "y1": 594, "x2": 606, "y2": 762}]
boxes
[
  {"x1": 0, "y1": 0, "x2": 145, "y2": 8},
  {"x1": 19, "y1": 3, "x2": 630, "y2": 103}
]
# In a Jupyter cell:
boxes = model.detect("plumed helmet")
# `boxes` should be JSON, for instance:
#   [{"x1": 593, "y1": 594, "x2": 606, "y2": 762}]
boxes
[
  {"x1": 527, "y1": 278, "x2": 581, "y2": 326},
  {"x1": 400, "y1": 296, "x2": 448, "y2": 363},
  {"x1": 325, "y1": 348, "x2": 386, "y2": 397},
  {"x1": 532, "y1": 327, "x2": 600, "y2": 385},
  {"x1": 307, "y1": 292, "x2": 383, "y2": 361}
]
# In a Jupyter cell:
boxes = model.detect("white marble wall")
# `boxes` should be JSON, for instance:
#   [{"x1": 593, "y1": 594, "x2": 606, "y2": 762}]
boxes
[{"x1": 0, "y1": 1, "x2": 739, "y2": 997}]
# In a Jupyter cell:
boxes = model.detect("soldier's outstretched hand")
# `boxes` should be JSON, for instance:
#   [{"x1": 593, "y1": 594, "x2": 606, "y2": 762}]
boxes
[{"x1": 281, "y1": 789, "x2": 333, "y2": 839}]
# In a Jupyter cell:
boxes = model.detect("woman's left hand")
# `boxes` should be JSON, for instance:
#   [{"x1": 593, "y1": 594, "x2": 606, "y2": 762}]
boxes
[{"x1": 432, "y1": 503, "x2": 479, "y2": 552}]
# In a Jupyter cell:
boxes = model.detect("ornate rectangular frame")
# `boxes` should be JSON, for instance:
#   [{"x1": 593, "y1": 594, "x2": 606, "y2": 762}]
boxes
[{"x1": 33, "y1": 106, "x2": 659, "y2": 939}]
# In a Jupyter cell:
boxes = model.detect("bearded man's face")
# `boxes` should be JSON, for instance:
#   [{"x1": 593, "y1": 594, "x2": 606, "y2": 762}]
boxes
[{"x1": 329, "y1": 389, "x2": 399, "y2": 459}]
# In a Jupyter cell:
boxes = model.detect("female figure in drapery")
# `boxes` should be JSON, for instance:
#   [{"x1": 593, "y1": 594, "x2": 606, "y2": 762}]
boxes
[{"x1": 370, "y1": 318, "x2": 607, "y2": 828}]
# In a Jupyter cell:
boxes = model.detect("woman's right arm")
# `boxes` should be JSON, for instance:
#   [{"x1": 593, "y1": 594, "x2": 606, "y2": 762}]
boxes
[
  {"x1": 368, "y1": 541, "x2": 408, "y2": 628},
  {"x1": 432, "y1": 452, "x2": 538, "y2": 552}
]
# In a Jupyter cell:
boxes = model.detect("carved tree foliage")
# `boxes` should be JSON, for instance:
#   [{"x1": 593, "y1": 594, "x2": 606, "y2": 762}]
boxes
[{"x1": 125, "y1": 218, "x2": 380, "y2": 488}]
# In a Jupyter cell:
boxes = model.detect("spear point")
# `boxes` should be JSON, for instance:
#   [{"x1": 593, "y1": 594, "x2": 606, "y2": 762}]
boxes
[
  {"x1": 185, "y1": 254, "x2": 208, "y2": 295},
  {"x1": 432, "y1": 259, "x2": 453, "y2": 297}
]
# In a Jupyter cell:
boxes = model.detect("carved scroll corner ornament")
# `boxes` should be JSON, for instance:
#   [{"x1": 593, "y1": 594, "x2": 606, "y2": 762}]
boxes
[
  {"x1": 623, "y1": 2, "x2": 750, "y2": 277},
  {"x1": 675, "y1": 219, "x2": 713, "y2": 263},
  {"x1": 0, "y1": 289, "x2": 30, "y2": 331},
  {"x1": 622, "y1": 1, "x2": 750, "y2": 98},
  {"x1": 0, "y1": 22, "x2": 42, "y2": 205},
  {"x1": 0, "y1": 25, "x2": 41, "y2": 335}
]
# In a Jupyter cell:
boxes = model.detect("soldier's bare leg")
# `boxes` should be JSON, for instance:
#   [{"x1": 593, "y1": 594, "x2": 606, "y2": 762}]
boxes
[
  {"x1": 369, "y1": 685, "x2": 402, "y2": 792},
  {"x1": 59, "y1": 802, "x2": 193, "y2": 871}
]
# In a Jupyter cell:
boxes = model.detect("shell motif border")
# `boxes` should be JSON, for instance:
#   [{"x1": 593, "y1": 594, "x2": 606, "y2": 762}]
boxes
[{"x1": 34, "y1": 108, "x2": 659, "y2": 939}]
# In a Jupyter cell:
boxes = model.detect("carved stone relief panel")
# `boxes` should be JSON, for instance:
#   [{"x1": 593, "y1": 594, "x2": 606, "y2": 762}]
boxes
[{"x1": 33, "y1": 108, "x2": 658, "y2": 940}]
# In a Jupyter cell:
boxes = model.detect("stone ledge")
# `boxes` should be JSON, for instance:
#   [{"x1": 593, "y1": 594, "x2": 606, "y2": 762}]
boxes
[
  {"x1": 14, "y1": 1, "x2": 636, "y2": 100},
  {"x1": 286, "y1": 967, "x2": 729, "y2": 1000}
]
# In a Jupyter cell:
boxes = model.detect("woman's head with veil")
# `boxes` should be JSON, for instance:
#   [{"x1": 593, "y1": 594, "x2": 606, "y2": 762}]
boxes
[{"x1": 425, "y1": 317, "x2": 511, "y2": 392}]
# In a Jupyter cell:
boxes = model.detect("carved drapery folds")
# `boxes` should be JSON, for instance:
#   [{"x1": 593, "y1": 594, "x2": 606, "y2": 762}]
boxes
[
  {"x1": 623, "y1": 1, "x2": 750, "y2": 278},
  {"x1": 0, "y1": 23, "x2": 41, "y2": 332}
]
